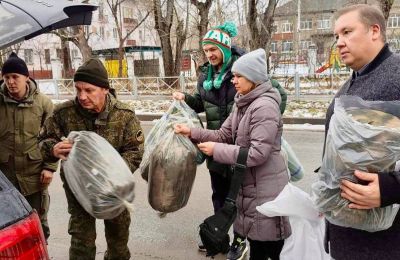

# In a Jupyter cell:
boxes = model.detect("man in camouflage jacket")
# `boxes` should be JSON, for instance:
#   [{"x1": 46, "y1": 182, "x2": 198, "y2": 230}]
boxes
[{"x1": 39, "y1": 58, "x2": 144, "y2": 260}]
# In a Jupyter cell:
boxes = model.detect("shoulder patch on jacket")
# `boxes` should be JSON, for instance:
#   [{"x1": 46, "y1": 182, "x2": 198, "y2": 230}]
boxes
[{"x1": 135, "y1": 129, "x2": 144, "y2": 143}]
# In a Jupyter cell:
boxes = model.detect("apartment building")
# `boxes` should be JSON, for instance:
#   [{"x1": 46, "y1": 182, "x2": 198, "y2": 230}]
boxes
[
  {"x1": 271, "y1": 0, "x2": 400, "y2": 65},
  {"x1": 15, "y1": 0, "x2": 159, "y2": 78}
]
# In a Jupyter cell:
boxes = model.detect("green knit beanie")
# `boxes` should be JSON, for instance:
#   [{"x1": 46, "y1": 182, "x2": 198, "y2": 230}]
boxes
[
  {"x1": 74, "y1": 58, "x2": 110, "y2": 88},
  {"x1": 202, "y1": 21, "x2": 238, "y2": 91}
]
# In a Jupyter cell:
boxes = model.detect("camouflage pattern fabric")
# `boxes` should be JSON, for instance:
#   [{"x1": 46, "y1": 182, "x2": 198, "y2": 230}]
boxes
[
  {"x1": 39, "y1": 94, "x2": 144, "y2": 172},
  {"x1": 61, "y1": 173, "x2": 131, "y2": 260},
  {"x1": 39, "y1": 93, "x2": 143, "y2": 259}
]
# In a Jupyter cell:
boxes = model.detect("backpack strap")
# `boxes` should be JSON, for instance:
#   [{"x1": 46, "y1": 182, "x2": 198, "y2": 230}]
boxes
[{"x1": 226, "y1": 147, "x2": 249, "y2": 203}]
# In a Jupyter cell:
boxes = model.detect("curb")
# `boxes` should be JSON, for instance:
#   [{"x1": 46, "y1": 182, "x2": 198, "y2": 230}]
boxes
[{"x1": 137, "y1": 113, "x2": 326, "y2": 132}]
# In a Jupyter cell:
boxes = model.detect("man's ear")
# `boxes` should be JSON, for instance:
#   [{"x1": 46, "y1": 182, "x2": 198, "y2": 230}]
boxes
[{"x1": 370, "y1": 24, "x2": 381, "y2": 41}]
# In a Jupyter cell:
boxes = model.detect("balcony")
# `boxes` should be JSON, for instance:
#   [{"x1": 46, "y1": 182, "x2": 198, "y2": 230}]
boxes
[{"x1": 123, "y1": 17, "x2": 137, "y2": 25}]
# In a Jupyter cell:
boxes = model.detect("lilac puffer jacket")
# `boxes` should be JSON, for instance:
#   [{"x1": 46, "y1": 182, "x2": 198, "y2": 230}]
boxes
[{"x1": 191, "y1": 81, "x2": 291, "y2": 241}]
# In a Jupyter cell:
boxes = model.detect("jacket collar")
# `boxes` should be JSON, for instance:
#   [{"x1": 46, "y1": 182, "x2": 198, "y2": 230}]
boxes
[
  {"x1": 0, "y1": 79, "x2": 38, "y2": 106},
  {"x1": 74, "y1": 93, "x2": 116, "y2": 126},
  {"x1": 354, "y1": 43, "x2": 392, "y2": 78},
  {"x1": 234, "y1": 81, "x2": 273, "y2": 109}
]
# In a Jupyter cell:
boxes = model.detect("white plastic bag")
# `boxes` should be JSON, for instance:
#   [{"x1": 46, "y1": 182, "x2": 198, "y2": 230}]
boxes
[
  {"x1": 63, "y1": 131, "x2": 135, "y2": 219},
  {"x1": 257, "y1": 184, "x2": 330, "y2": 260}
]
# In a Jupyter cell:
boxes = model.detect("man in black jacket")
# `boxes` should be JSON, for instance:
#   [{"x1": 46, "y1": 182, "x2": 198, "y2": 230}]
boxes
[{"x1": 322, "y1": 4, "x2": 400, "y2": 259}]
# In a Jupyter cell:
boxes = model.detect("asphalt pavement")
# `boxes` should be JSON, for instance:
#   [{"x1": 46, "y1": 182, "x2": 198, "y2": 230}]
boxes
[{"x1": 47, "y1": 124, "x2": 325, "y2": 260}]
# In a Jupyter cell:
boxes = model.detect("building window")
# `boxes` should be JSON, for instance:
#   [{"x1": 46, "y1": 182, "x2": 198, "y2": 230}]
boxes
[
  {"x1": 281, "y1": 21, "x2": 293, "y2": 33},
  {"x1": 388, "y1": 38, "x2": 400, "y2": 52},
  {"x1": 56, "y1": 48, "x2": 62, "y2": 59},
  {"x1": 272, "y1": 24, "x2": 278, "y2": 33},
  {"x1": 317, "y1": 19, "x2": 331, "y2": 29},
  {"x1": 123, "y1": 7, "x2": 134, "y2": 19},
  {"x1": 71, "y1": 49, "x2": 79, "y2": 59},
  {"x1": 24, "y1": 49, "x2": 33, "y2": 64},
  {"x1": 300, "y1": 40, "x2": 312, "y2": 50},
  {"x1": 388, "y1": 14, "x2": 400, "y2": 28},
  {"x1": 113, "y1": 28, "x2": 118, "y2": 39},
  {"x1": 44, "y1": 49, "x2": 50, "y2": 64},
  {"x1": 99, "y1": 26, "x2": 105, "y2": 39},
  {"x1": 84, "y1": 25, "x2": 90, "y2": 38},
  {"x1": 270, "y1": 42, "x2": 277, "y2": 53},
  {"x1": 282, "y1": 41, "x2": 293, "y2": 52},
  {"x1": 139, "y1": 30, "x2": 143, "y2": 41},
  {"x1": 300, "y1": 19, "x2": 312, "y2": 30},
  {"x1": 98, "y1": 2, "x2": 104, "y2": 20}
]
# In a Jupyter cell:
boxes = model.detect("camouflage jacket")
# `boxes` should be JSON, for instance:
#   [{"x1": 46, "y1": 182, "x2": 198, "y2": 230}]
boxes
[
  {"x1": 39, "y1": 93, "x2": 144, "y2": 174},
  {"x1": 0, "y1": 79, "x2": 55, "y2": 196}
]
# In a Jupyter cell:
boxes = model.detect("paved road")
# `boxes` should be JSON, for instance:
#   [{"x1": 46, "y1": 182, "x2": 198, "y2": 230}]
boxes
[
  {"x1": 47, "y1": 125, "x2": 325, "y2": 260},
  {"x1": 50, "y1": 94, "x2": 334, "y2": 102}
]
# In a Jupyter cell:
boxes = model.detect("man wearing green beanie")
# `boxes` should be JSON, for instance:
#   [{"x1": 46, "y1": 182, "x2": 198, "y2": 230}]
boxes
[
  {"x1": 173, "y1": 21, "x2": 249, "y2": 258},
  {"x1": 39, "y1": 58, "x2": 144, "y2": 260}
]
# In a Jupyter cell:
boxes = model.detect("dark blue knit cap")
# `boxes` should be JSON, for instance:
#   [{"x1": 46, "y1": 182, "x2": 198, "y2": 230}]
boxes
[{"x1": 1, "y1": 52, "x2": 29, "y2": 77}]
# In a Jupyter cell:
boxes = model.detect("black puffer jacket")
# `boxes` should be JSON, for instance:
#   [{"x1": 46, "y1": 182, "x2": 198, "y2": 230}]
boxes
[{"x1": 184, "y1": 46, "x2": 244, "y2": 174}]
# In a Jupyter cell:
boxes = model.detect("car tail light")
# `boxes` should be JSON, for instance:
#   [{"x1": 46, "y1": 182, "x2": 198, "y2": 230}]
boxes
[{"x1": 0, "y1": 212, "x2": 49, "y2": 260}]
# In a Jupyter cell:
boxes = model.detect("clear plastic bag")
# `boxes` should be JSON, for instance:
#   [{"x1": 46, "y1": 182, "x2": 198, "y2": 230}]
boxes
[
  {"x1": 62, "y1": 131, "x2": 135, "y2": 219},
  {"x1": 257, "y1": 183, "x2": 329, "y2": 260},
  {"x1": 139, "y1": 100, "x2": 205, "y2": 181},
  {"x1": 312, "y1": 96, "x2": 400, "y2": 232},
  {"x1": 281, "y1": 137, "x2": 304, "y2": 182},
  {"x1": 139, "y1": 100, "x2": 204, "y2": 213}
]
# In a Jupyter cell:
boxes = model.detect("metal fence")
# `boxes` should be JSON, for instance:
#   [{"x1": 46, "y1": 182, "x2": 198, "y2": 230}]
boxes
[{"x1": 37, "y1": 72, "x2": 351, "y2": 100}]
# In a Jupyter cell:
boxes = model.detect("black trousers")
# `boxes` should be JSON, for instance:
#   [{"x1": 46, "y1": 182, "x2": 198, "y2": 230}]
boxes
[
  {"x1": 248, "y1": 239, "x2": 284, "y2": 260},
  {"x1": 209, "y1": 170, "x2": 231, "y2": 213}
]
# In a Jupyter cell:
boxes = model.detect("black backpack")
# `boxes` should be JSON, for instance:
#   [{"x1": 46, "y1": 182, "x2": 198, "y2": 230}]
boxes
[{"x1": 199, "y1": 147, "x2": 248, "y2": 257}]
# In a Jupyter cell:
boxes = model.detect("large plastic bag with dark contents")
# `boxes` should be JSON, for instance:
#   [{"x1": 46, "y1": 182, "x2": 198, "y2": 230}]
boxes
[
  {"x1": 62, "y1": 131, "x2": 135, "y2": 219},
  {"x1": 138, "y1": 100, "x2": 205, "y2": 213},
  {"x1": 312, "y1": 96, "x2": 400, "y2": 232}
]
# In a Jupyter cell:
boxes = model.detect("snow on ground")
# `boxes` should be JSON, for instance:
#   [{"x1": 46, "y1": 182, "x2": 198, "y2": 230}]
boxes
[{"x1": 53, "y1": 98, "x2": 331, "y2": 119}]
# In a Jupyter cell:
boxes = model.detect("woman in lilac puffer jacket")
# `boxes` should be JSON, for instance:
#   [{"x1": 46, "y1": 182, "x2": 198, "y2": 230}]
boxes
[{"x1": 175, "y1": 49, "x2": 291, "y2": 260}]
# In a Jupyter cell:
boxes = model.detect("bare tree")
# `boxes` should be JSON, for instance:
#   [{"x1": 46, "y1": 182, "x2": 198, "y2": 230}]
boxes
[
  {"x1": 190, "y1": 0, "x2": 212, "y2": 64},
  {"x1": 56, "y1": 25, "x2": 93, "y2": 62},
  {"x1": 153, "y1": 0, "x2": 190, "y2": 79},
  {"x1": 106, "y1": 0, "x2": 150, "y2": 77},
  {"x1": 247, "y1": 0, "x2": 278, "y2": 50},
  {"x1": 174, "y1": 2, "x2": 190, "y2": 79},
  {"x1": 378, "y1": 0, "x2": 394, "y2": 20},
  {"x1": 345, "y1": 0, "x2": 394, "y2": 20},
  {"x1": 247, "y1": 0, "x2": 278, "y2": 71},
  {"x1": 233, "y1": 0, "x2": 250, "y2": 50}
]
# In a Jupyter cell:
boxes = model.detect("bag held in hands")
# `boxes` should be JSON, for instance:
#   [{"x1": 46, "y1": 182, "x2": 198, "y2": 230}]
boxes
[
  {"x1": 139, "y1": 101, "x2": 205, "y2": 213},
  {"x1": 62, "y1": 131, "x2": 135, "y2": 219},
  {"x1": 199, "y1": 147, "x2": 248, "y2": 257},
  {"x1": 312, "y1": 96, "x2": 400, "y2": 232}
]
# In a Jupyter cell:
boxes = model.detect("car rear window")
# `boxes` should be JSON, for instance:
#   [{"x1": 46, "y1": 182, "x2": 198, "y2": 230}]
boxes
[
  {"x1": 0, "y1": 171, "x2": 32, "y2": 230},
  {"x1": 0, "y1": 3, "x2": 41, "y2": 49}
]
